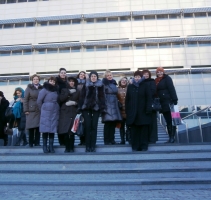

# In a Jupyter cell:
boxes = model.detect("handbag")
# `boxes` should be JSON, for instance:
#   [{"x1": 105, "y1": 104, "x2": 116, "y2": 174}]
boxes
[
  {"x1": 4, "y1": 124, "x2": 13, "y2": 135},
  {"x1": 5, "y1": 101, "x2": 16, "y2": 119},
  {"x1": 76, "y1": 116, "x2": 84, "y2": 137},
  {"x1": 169, "y1": 104, "x2": 182, "y2": 126},
  {"x1": 152, "y1": 98, "x2": 162, "y2": 111}
]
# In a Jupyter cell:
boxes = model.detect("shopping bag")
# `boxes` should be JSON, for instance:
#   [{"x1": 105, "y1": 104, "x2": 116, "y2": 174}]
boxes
[
  {"x1": 169, "y1": 104, "x2": 182, "y2": 126},
  {"x1": 76, "y1": 117, "x2": 84, "y2": 137},
  {"x1": 71, "y1": 114, "x2": 84, "y2": 135}
]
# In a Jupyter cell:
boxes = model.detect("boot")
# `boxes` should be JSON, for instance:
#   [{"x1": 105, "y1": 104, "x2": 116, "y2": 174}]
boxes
[
  {"x1": 15, "y1": 131, "x2": 22, "y2": 146},
  {"x1": 22, "y1": 132, "x2": 28, "y2": 146},
  {"x1": 69, "y1": 134, "x2": 75, "y2": 152},
  {"x1": 119, "y1": 129, "x2": 125, "y2": 145},
  {"x1": 42, "y1": 133, "x2": 48, "y2": 153},
  {"x1": 170, "y1": 126, "x2": 176, "y2": 143},
  {"x1": 126, "y1": 128, "x2": 131, "y2": 144},
  {"x1": 49, "y1": 134, "x2": 55, "y2": 153},
  {"x1": 166, "y1": 124, "x2": 175, "y2": 143},
  {"x1": 28, "y1": 129, "x2": 34, "y2": 147}
]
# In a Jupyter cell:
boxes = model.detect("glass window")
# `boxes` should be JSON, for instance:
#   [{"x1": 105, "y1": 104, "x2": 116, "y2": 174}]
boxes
[
  {"x1": 37, "y1": 21, "x2": 48, "y2": 26},
  {"x1": 60, "y1": 20, "x2": 71, "y2": 25},
  {"x1": 169, "y1": 14, "x2": 181, "y2": 19},
  {"x1": 4, "y1": 24, "x2": 14, "y2": 29},
  {"x1": 159, "y1": 43, "x2": 171, "y2": 48},
  {"x1": 157, "y1": 14, "x2": 168, "y2": 20},
  {"x1": 208, "y1": 12, "x2": 211, "y2": 17},
  {"x1": 120, "y1": 16, "x2": 130, "y2": 21},
  {"x1": 36, "y1": 49, "x2": 46, "y2": 54},
  {"x1": 59, "y1": 47, "x2": 70, "y2": 53},
  {"x1": 198, "y1": 41, "x2": 211, "y2": 47},
  {"x1": 85, "y1": 46, "x2": 95, "y2": 52},
  {"x1": 96, "y1": 18, "x2": 106, "y2": 23},
  {"x1": 108, "y1": 45, "x2": 119, "y2": 51},
  {"x1": 172, "y1": 42, "x2": 184, "y2": 48},
  {"x1": 0, "y1": 0, "x2": 6, "y2": 4},
  {"x1": 47, "y1": 48, "x2": 58, "y2": 54},
  {"x1": 49, "y1": 21, "x2": 59, "y2": 26},
  {"x1": 20, "y1": 80, "x2": 30, "y2": 85},
  {"x1": 144, "y1": 15, "x2": 155, "y2": 20},
  {"x1": 12, "y1": 50, "x2": 22, "y2": 55},
  {"x1": 28, "y1": 0, "x2": 36, "y2": 1},
  {"x1": 85, "y1": 18, "x2": 95, "y2": 24},
  {"x1": 15, "y1": 23, "x2": 25, "y2": 28},
  {"x1": 18, "y1": 0, "x2": 27, "y2": 2},
  {"x1": 23, "y1": 49, "x2": 32, "y2": 55},
  {"x1": 26, "y1": 22, "x2": 35, "y2": 27},
  {"x1": 184, "y1": 13, "x2": 193, "y2": 18},
  {"x1": 187, "y1": 41, "x2": 198, "y2": 47},
  {"x1": 72, "y1": 19, "x2": 81, "y2": 24},
  {"x1": 108, "y1": 17, "x2": 118, "y2": 22},
  {"x1": 71, "y1": 47, "x2": 81, "y2": 52},
  {"x1": 121, "y1": 44, "x2": 132, "y2": 50},
  {"x1": 0, "y1": 81, "x2": 8, "y2": 86},
  {"x1": 9, "y1": 81, "x2": 20, "y2": 85},
  {"x1": 7, "y1": 0, "x2": 16, "y2": 3},
  {"x1": 0, "y1": 25, "x2": 2, "y2": 29},
  {"x1": 146, "y1": 43, "x2": 158, "y2": 49},
  {"x1": 134, "y1": 15, "x2": 143, "y2": 21},
  {"x1": 96, "y1": 45, "x2": 107, "y2": 51},
  {"x1": 194, "y1": 12, "x2": 206, "y2": 18},
  {"x1": 0, "y1": 51, "x2": 11, "y2": 56},
  {"x1": 135, "y1": 44, "x2": 145, "y2": 49}
]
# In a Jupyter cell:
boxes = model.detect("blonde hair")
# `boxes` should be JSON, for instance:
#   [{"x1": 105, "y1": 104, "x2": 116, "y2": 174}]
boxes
[
  {"x1": 103, "y1": 70, "x2": 112, "y2": 78},
  {"x1": 31, "y1": 74, "x2": 40, "y2": 81}
]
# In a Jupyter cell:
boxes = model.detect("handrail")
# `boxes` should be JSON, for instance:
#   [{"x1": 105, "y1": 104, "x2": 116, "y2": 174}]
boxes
[{"x1": 182, "y1": 106, "x2": 211, "y2": 120}]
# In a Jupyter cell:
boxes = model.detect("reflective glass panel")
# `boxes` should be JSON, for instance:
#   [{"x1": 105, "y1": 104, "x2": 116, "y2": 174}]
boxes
[
  {"x1": 134, "y1": 15, "x2": 143, "y2": 21},
  {"x1": 108, "y1": 17, "x2": 118, "y2": 22},
  {"x1": 15, "y1": 23, "x2": 25, "y2": 28},
  {"x1": 47, "y1": 48, "x2": 58, "y2": 54},
  {"x1": 59, "y1": 47, "x2": 70, "y2": 53},
  {"x1": 96, "y1": 18, "x2": 106, "y2": 23},
  {"x1": 194, "y1": 12, "x2": 206, "y2": 18},
  {"x1": 71, "y1": 47, "x2": 81, "y2": 52},
  {"x1": 96, "y1": 45, "x2": 107, "y2": 51},
  {"x1": 108, "y1": 45, "x2": 119, "y2": 51},
  {"x1": 157, "y1": 14, "x2": 168, "y2": 20},
  {"x1": 144, "y1": 15, "x2": 155, "y2": 20},
  {"x1": 135, "y1": 44, "x2": 145, "y2": 49},
  {"x1": 60, "y1": 20, "x2": 71, "y2": 25},
  {"x1": 12, "y1": 50, "x2": 22, "y2": 55},
  {"x1": 146, "y1": 43, "x2": 158, "y2": 49},
  {"x1": 4, "y1": 24, "x2": 14, "y2": 29},
  {"x1": 0, "y1": 51, "x2": 11, "y2": 56}
]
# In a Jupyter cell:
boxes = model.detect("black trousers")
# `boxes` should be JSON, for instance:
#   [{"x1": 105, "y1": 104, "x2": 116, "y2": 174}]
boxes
[
  {"x1": 64, "y1": 133, "x2": 75, "y2": 151},
  {"x1": 148, "y1": 112, "x2": 158, "y2": 143},
  {"x1": 131, "y1": 124, "x2": 149, "y2": 151},
  {"x1": 58, "y1": 133, "x2": 65, "y2": 146},
  {"x1": 104, "y1": 121, "x2": 116, "y2": 144},
  {"x1": 82, "y1": 110, "x2": 100, "y2": 149},
  {"x1": 28, "y1": 127, "x2": 40, "y2": 146}
]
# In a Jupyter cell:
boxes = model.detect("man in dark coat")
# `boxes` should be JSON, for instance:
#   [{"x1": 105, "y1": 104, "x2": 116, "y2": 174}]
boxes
[
  {"x1": 0, "y1": 91, "x2": 9, "y2": 146},
  {"x1": 125, "y1": 70, "x2": 152, "y2": 151}
]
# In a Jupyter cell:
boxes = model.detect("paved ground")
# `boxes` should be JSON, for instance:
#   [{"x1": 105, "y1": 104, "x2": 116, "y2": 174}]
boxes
[{"x1": 1, "y1": 190, "x2": 211, "y2": 200}]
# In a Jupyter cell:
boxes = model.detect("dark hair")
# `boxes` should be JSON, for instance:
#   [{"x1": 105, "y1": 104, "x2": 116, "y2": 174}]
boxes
[
  {"x1": 0, "y1": 91, "x2": 4, "y2": 97},
  {"x1": 13, "y1": 88, "x2": 23, "y2": 96},
  {"x1": 59, "y1": 68, "x2": 66, "y2": 72},
  {"x1": 31, "y1": 74, "x2": 40, "y2": 81},
  {"x1": 76, "y1": 71, "x2": 86, "y2": 79},
  {"x1": 142, "y1": 69, "x2": 151, "y2": 79},
  {"x1": 48, "y1": 76, "x2": 57, "y2": 83}
]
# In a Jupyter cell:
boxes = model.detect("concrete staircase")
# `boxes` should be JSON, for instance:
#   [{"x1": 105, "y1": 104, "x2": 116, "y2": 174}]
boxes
[{"x1": 0, "y1": 120, "x2": 211, "y2": 190}]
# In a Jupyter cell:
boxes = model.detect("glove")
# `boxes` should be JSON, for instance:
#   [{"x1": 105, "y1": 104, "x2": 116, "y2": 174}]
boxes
[
  {"x1": 65, "y1": 100, "x2": 77, "y2": 106},
  {"x1": 173, "y1": 101, "x2": 178, "y2": 105},
  {"x1": 69, "y1": 89, "x2": 76, "y2": 94}
]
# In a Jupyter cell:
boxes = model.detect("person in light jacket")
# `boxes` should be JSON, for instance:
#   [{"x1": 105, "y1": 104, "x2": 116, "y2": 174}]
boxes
[{"x1": 37, "y1": 77, "x2": 59, "y2": 153}]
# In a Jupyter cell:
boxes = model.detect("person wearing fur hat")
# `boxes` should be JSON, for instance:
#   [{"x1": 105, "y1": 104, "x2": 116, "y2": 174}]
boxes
[
  {"x1": 0, "y1": 91, "x2": 9, "y2": 146},
  {"x1": 58, "y1": 77, "x2": 80, "y2": 153},
  {"x1": 155, "y1": 67, "x2": 178, "y2": 143},
  {"x1": 142, "y1": 69, "x2": 158, "y2": 143},
  {"x1": 117, "y1": 77, "x2": 129, "y2": 144},
  {"x1": 78, "y1": 70, "x2": 106, "y2": 152},
  {"x1": 125, "y1": 70, "x2": 152, "y2": 151},
  {"x1": 37, "y1": 77, "x2": 59, "y2": 153},
  {"x1": 23, "y1": 74, "x2": 43, "y2": 147},
  {"x1": 102, "y1": 70, "x2": 122, "y2": 145}
]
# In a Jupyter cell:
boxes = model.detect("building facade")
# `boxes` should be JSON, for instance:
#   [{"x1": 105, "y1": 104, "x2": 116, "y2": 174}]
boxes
[{"x1": 0, "y1": 0, "x2": 211, "y2": 114}]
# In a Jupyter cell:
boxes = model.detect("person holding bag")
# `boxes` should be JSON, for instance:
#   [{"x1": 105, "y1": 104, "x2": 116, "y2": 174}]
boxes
[
  {"x1": 155, "y1": 67, "x2": 178, "y2": 143},
  {"x1": 58, "y1": 77, "x2": 79, "y2": 153},
  {"x1": 37, "y1": 77, "x2": 59, "y2": 153}
]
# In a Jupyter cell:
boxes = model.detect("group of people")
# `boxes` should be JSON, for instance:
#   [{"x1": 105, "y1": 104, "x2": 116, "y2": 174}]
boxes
[{"x1": 0, "y1": 67, "x2": 178, "y2": 153}]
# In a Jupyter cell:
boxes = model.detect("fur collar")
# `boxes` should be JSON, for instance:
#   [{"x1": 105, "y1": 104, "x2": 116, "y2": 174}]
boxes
[
  {"x1": 56, "y1": 76, "x2": 67, "y2": 84},
  {"x1": 43, "y1": 82, "x2": 58, "y2": 92},
  {"x1": 144, "y1": 78, "x2": 155, "y2": 82},
  {"x1": 102, "y1": 78, "x2": 117, "y2": 86},
  {"x1": 86, "y1": 79, "x2": 103, "y2": 87},
  {"x1": 27, "y1": 84, "x2": 43, "y2": 90}
]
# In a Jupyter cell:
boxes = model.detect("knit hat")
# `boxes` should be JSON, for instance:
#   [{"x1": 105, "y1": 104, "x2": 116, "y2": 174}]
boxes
[
  {"x1": 89, "y1": 70, "x2": 99, "y2": 79},
  {"x1": 156, "y1": 67, "x2": 165, "y2": 73},
  {"x1": 134, "y1": 70, "x2": 142, "y2": 77},
  {"x1": 0, "y1": 91, "x2": 4, "y2": 97}
]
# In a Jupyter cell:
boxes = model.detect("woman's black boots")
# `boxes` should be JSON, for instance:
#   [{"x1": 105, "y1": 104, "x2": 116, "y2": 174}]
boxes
[
  {"x1": 49, "y1": 134, "x2": 55, "y2": 153},
  {"x1": 42, "y1": 133, "x2": 48, "y2": 153}
]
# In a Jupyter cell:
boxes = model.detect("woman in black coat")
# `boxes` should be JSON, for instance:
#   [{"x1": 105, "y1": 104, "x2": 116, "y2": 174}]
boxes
[
  {"x1": 0, "y1": 91, "x2": 9, "y2": 146},
  {"x1": 56, "y1": 67, "x2": 68, "y2": 146},
  {"x1": 58, "y1": 77, "x2": 80, "y2": 153},
  {"x1": 79, "y1": 71, "x2": 106, "y2": 152},
  {"x1": 155, "y1": 67, "x2": 178, "y2": 143},
  {"x1": 142, "y1": 69, "x2": 158, "y2": 143},
  {"x1": 102, "y1": 70, "x2": 122, "y2": 145},
  {"x1": 125, "y1": 70, "x2": 152, "y2": 151}
]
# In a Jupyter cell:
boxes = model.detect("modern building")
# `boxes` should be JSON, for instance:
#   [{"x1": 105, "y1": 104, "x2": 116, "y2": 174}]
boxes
[{"x1": 0, "y1": 0, "x2": 210, "y2": 120}]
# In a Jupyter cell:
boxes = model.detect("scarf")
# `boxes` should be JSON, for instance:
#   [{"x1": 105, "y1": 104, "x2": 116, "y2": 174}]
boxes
[
  {"x1": 132, "y1": 77, "x2": 145, "y2": 87},
  {"x1": 77, "y1": 79, "x2": 86, "y2": 84},
  {"x1": 155, "y1": 77, "x2": 163, "y2": 86}
]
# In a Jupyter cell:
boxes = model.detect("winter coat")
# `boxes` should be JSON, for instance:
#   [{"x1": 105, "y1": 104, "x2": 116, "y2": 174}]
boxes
[
  {"x1": 144, "y1": 78, "x2": 156, "y2": 98},
  {"x1": 37, "y1": 82, "x2": 60, "y2": 133},
  {"x1": 0, "y1": 97, "x2": 9, "y2": 134},
  {"x1": 56, "y1": 76, "x2": 68, "y2": 94},
  {"x1": 79, "y1": 79, "x2": 106, "y2": 113},
  {"x1": 23, "y1": 84, "x2": 43, "y2": 129},
  {"x1": 125, "y1": 81, "x2": 152, "y2": 126},
  {"x1": 58, "y1": 86, "x2": 80, "y2": 134},
  {"x1": 77, "y1": 79, "x2": 86, "y2": 93},
  {"x1": 101, "y1": 78, "x2": 122, "y2": 122},
  {"x1": 117, "y1": 85, "x2": 127, "y2": 119},
  {"x1": 155, "y1": 74, "x2": 178, "y2": 113}
]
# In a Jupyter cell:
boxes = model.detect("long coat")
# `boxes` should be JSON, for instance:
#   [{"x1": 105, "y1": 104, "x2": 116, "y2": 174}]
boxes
[
  {"x1": 125, "y1": 81, "x2": 152, "y2": 126},
  {"x1": 101, "y1": 78, "x2": 122, "y2": 122},
  {"x1": 56, "y1": 76, "x2": 68, "y2": 94},
  {"x1": 117, "y1": 85, "x2": 127, "y2": 119},
  {"x1": 23, "y1": 84, "x2": 43, "y2": 129},
  {"x1": 0, "y1": 96, "x2": 9, "y2": 136},
  {"x1": 156, "y1": 74, "x2": 178, "y2": 113},
  {"x1": 58, "y1": 86, "x2": 80, "y2": 134},
  {"x1": 37, "y1": 82, "x2": 60, "y2": 133}
]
